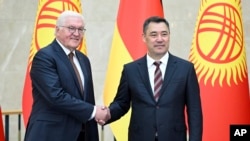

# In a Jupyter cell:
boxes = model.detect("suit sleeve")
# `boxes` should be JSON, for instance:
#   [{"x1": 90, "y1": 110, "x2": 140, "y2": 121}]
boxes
[
  {"x1": 186, "y1": 64, "x2": 203, "y2": 141},
  {"x1": 107, "y1": 66, "x2": 131, "y2": 123}
]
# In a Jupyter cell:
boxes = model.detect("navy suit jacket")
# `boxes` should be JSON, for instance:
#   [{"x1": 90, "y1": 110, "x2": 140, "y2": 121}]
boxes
[
  {"x1": 108, "y1": 53, "x2": 203, "y2": 141},
  {"x1": 24, "y1": 39, "x2": 98, "y2": 141}
]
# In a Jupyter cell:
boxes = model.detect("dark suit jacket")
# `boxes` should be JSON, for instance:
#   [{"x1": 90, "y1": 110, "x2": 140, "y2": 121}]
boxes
[
  {"x1": 24, "y1": 39, "x2": 99, "y2": 141},
  {"x1": 108, "y1": 53, "x2": 203, "y2": 141}
]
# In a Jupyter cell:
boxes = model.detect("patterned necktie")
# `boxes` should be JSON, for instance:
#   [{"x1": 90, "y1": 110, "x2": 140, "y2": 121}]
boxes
[
  {"x1": 68, "y1": 52, "x2": 84, "y2": 95},
  {"x1": 154, "y1": 61, "x2": 163, "y2": 101}
]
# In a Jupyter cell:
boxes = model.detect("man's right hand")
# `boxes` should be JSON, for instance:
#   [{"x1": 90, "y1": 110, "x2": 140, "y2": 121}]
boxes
[{"x1": 95, "y1": 105, "x2": 111, "y2": 125}]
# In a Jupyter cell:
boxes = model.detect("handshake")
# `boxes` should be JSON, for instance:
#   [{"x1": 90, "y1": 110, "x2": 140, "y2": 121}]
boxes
[{"x1": 94, "y1": 105, "x2": 111, "y2": 125}]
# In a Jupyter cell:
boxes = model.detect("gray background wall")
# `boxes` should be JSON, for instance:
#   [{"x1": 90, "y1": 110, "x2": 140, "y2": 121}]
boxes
[{"x1": 0, "y1": 0, "x2": 249, "y2": 140}]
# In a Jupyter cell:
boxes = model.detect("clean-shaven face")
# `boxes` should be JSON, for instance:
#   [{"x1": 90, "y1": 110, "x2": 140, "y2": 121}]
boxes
[
  {"x1": 143, "y1": 22, "x2": 170, "y2": 60},
  {"x1": 55, "y1": 16, "x2": 85, "y2": 51}
]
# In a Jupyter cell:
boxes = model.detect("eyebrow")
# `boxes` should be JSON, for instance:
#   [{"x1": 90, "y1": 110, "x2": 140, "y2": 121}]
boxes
[{"x1": 149, "y1": 31, "x2": 168, "y2": 34}]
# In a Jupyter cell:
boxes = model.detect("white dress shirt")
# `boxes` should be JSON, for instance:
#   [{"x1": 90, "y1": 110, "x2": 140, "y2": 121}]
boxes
[{"x1": 147, "y1": 52, "x2": 169, "y2": 94}]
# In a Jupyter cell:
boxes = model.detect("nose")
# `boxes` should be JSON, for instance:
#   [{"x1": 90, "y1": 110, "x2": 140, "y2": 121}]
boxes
[
  {"x1": 156, "y1": 34, "x2": 164, "y2": 41},
  {"x1": 73, "y1": 29, "x2": 81, "y2": 35}
]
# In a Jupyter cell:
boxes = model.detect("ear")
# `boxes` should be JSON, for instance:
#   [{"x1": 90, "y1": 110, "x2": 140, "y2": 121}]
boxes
[
  {"x1": 142, "y1": 33, "x2": 146, "y2": 43},
  {"x1": 55, "y1": 26, "x2": 60, "y2": 32}
]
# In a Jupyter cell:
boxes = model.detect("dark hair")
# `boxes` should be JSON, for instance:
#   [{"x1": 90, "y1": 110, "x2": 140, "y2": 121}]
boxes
[{"x1": 143, "y1": 16, "x2": 170, "y2": 34}]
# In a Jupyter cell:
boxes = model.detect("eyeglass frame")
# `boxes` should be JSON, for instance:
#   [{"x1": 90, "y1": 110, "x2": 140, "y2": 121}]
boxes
[{"x1": 59, "y1": 26, "x2": 86, "y2": 34}]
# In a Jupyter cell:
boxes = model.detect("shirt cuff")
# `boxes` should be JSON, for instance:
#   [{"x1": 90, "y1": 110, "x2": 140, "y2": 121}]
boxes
[{"x1": 89, "y1": 106, "x2": 96, "y2": 120}]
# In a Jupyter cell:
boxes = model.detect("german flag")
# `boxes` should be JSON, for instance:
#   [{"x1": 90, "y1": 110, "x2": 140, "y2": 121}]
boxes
[
  {"x1": 103, "y1": 0, "x2": 164, "y2": 140},
  {"x1": 22, "y1": 0, "x2": 86, "y2": 126},
  {"x1": 189, "y1": 0, "x2": 250, "y2": 140}
]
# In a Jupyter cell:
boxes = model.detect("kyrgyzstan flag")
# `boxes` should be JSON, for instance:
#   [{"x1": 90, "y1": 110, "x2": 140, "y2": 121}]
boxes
[
  {"x1": 189, "y1": 0, "x2": 250, "y2": 140},
  {"x1": 22, "y1": 0, "x2": 87, "y2": 126},
  {"x1": 103, "y1": 0, "x2": 164, "y2": 140},
  {"x1": 0, "y1": 106, "x2": 5, "y2": 141}
]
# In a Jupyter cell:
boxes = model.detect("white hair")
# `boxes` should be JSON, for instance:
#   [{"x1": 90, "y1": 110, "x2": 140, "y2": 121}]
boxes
[{"x1": 56, "y1": 10, "x2": 84, "y2": 26}]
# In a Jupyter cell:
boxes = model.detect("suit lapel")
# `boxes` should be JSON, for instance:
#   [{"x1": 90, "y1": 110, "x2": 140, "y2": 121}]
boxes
[
  {"x1": 160, "y1": 54, "x2": 177, "y2": 94},
  {"x1": 137, "y1": 56, "x2": 155, "y2": 100},
  {"x1": 53, "y1": 40, "x2": 84, "y2": 98}
]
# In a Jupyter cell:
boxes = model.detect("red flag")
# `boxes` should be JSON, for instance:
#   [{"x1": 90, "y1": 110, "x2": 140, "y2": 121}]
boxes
[
  {"x1": 103, "y1": 0, "x2": 164, "y2": 140},
  {"x1": 189, "y1": 0, "x2": 250, "y2": 140},
  {"x1": 22, "y1": 0, "x2": 86, "y2": 126},
  {"x1": 0, "y1": 107, "x2": 5, "y2": 141}
]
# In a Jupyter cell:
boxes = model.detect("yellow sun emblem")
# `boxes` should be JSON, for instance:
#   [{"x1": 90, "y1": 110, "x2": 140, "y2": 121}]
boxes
[{"x1": 189, "y1": 0, "x2": 247, "y2": 87}]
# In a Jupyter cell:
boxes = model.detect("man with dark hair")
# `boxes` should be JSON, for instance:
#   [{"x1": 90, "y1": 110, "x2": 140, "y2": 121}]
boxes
[{"x1": 101, "y1": 16, "x2": 203, "y2": 141}]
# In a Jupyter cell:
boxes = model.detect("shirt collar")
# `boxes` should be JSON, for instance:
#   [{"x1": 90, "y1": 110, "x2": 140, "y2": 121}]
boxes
[
  {"x1": 56, "y1": 39, "x2": 76, "y2": 56},
  {"x1": 147, "y1": 52, "x2": 169, "y2": 67}
]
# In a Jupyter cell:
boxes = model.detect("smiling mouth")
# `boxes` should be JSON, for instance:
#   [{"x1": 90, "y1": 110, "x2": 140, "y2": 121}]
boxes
[
  {"x1": 71, "y1": 38, "x2": 80, "y2": 41},
  {"x1": 155, "y1": 45, "x2": 164, "y2": 47}
]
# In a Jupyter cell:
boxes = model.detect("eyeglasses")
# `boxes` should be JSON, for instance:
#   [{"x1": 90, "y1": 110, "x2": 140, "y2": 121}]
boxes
[{"x1": 60, "y1": 26, "x2": 86, "y2": 34}]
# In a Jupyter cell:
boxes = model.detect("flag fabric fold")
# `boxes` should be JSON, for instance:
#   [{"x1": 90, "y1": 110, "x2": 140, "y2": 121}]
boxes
[
  {"x1": 103, "y1": 0, "x2": 164, "y2": 141},
  {"x1": 22, "y1": 0, "x2": 86, "y2": 126},
  {"x1": 189, "y1": 0, "x2": 250, "y2": 140}
]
